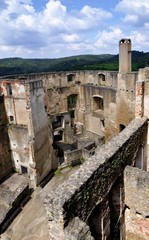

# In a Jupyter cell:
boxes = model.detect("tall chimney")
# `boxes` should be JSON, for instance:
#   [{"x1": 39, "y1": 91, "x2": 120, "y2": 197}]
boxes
[{"x1": 119, "y1": 39, "x2": 131, "y2": 73}]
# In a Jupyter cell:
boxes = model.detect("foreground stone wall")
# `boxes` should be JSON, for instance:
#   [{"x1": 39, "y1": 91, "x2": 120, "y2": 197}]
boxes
[
  {"x1": 124, "y1": 166, "x2": 149, "y2": 240},
  {"x1": 44, "y1": 117, "x2": 147, "y2": 239}
]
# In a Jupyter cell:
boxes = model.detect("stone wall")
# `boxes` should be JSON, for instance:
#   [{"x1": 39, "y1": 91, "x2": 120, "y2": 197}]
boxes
[
  {"x1": 64, "y1": 149, "x2": 82, "y2": 165},
  {"x1": 134, "y1": 68, "x2": 149, "y2": 171},
  {"x1": 44, "y1": 117, "x2": 147, "y2": 239},
  {"x1": 0, "y1": 78, "x2": 53, "y2": 187},
  {"x1": 0, "y1": 125, "x2": 13, "y2": 181},
  {"x1": 124, "y1": 166, "x2": 149, "y2": 240},
  {"x1": 0, "y1": 95, "x2": 13, "y2": 181},
  {"x1": 117, "y1": 72, "x2": 137, "y2": 129}
]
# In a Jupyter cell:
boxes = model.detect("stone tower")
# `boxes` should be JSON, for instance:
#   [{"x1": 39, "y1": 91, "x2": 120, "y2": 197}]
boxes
[
  {"x1": 0, "y1": 78, "x2": 53, "y2": 187},
  {"x1": 119, "y1": 39, "x2": 131, "y2": 73}
]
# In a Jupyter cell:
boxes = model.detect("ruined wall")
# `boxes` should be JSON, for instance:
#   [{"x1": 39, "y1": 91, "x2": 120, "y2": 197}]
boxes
[
  {"x1": 117, "y1": 72, "x2": 137, "y2": 129},
  {"x1": 0, "y1": 93, "x2": 13, "y2": 181},
  {"x1": 135, "y1": 67, "x2": 149, "y2": 171},
  {"x1": 29, "y1": 80, "x2": 53, "y2": 185},
  {"x1": 0, "y1": 125, "x2": 13, "y2": 181},
  {"x1": 124, "y1": 166, "x2": 149, "y2": 240},
  {"x1": 0, "y1": 78, "x2": 53, "y2": 187},
  {"x1": 44, "y1": 117, "x2": 147, "y2": 239},
  {"x1": 75, "y1": 84, "x2": 117, "y2": 141},
  {"x1": 64, "y1": 149, "x2": 82, "y2": 165},
  {"x1": 45, "y1": 85, "x2": 78, "y2": 115},
  {"x1": 41, "y1": 70, "x2": 119, "y2": 143},
  {"x1": 0, "y1": 80, "x2": 29, "y2": 125}
]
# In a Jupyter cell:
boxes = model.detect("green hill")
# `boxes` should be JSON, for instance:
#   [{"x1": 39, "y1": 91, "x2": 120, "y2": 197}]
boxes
[{"x1": 0, "y1": 51, "x2": 149, "y2": 76}]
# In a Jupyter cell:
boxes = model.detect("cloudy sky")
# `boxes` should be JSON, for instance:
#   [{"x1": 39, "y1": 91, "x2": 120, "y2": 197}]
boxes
[{"x1": 0, "y1": 0, "x2": 149, "y2": 58}]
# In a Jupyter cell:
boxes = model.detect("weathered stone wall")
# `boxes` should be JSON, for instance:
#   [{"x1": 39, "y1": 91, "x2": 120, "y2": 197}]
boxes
[
  {"x1": 29, "y1": 80, "x2": 53, "y2": 185},
  {"x1": 44, "y1": 117, "x2": 147, "y2": 239},
  {"x1": 0, "y1": 95, "x2": 13, "y2": 181},
  {"x1": 8, "y1": 125, "x2": 29, "y2": 171},
  {"x1": 0, "y1": 78, "x2": 53, "y2": 187},
  {"x1": 124, "y1": 166, "x2": 149, "y2": 240},
  {"x1": 0, "y1": 125, "x2": 13, "y2": 181},
  {"x1": 117, "y1": 72, "x2": 137, "y2": 130},
  {"x1": 64, "y1": 149, "x2": 82, "y2": 165},
  {"x1": 0, "y1": 80, "x2": 29, "y2": 125},
  {"x1": 135, "y1": 68, "x2": 149, "y2": 171},
  {"x1": 75, "y1": 84, "x2": 117, "y2": 141}
]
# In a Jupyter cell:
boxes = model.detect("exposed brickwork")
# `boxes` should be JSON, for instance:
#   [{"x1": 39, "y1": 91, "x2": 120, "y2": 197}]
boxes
[{"x1": 125, "y1": 166, "x2": 149, "y2": 240}]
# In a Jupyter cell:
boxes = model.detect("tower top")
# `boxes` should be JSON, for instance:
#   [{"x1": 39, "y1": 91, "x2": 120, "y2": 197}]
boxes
[
  {"x1": 119, "y1": 38, "x2": 131, "y2": 73},
  {"x1": 119, "y1": 39, "x2": 131, "y2": 44}
]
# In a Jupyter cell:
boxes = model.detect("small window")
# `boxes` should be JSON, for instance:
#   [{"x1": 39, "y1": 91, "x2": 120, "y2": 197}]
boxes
[
  {"x1": 98, "y1": 73, "x2": 105, "y2": 82},
  {"x1": 93, "y1": 96, "x2": 104, "y2": 111},
  {"x1": 21, "y1": 166, "x2": 28, "y2": 174},
  {"x1": 10, "y1": 115, "x2": 14, "y2": 122},
  {"x1": 6, "y1": 83, "x2": 12, "y2": 95},
  {"x1": 67, "y1": 94, "x2": 77, "y2": 109},
  {"x1": 69, "y1": 110, "x2": 75, "y2": 118},
  {"x1": 101, "y1": 119, "x2": 105, "y2": 127},
  {"x1": 67, "y1": 74, "x2": 75, "y2": 82}
]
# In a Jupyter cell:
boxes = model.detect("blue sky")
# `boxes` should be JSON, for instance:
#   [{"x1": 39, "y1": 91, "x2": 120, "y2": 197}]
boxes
[{"x1": 0, "y1": 0, "x2": 149, "y2": 58}]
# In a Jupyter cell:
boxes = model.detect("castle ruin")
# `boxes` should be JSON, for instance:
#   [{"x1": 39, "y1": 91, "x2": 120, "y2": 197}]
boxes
[{"x1": 0, "y1": 39, "x2": 149, "y2": 239}]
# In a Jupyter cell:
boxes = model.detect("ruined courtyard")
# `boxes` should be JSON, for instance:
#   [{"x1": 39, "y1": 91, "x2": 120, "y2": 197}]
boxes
[{"x1": 0, "y1": 39, "x2": 149, "y2": 239}]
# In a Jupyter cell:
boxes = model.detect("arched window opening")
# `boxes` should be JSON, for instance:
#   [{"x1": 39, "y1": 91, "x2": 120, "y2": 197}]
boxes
[
  {"x1": 93, "y1": 96, "x2": 104, "y2": 111},
  {"x1": 98, "y1": 73, "x2": 105, "y2": 85},
  {"x1": 67, "y1": 94, "x2": 77, "y2": 110}
]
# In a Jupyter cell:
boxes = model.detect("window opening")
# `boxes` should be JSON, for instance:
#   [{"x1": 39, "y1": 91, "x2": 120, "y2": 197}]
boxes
[
  {"x1": 119, "y1": 124, "x2": 125, "y2": 132},
  {"x1": 10, "y1": 115, "x2": 14, "y2": 122},
  {"x1": 21, "y1": 166, "x2": 28, "y2": 174},
  {"x1": 67, "y1": 74, "x2": 75, "y2": 82},
  {"x1": 6, "y1": 83, "x2": 12, "y2": 95},
  {"x1": 67, "y1": 94, "x2": 77, "y2": 110},
  {"x1": 93, "y1": 96, "x2": 104, "y2": 111},
  {"x1": 98, "y1": 73, "x2": 105, "y2": 81}
]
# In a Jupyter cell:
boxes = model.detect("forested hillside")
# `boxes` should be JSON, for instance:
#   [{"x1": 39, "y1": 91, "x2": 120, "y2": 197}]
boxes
[{"x1": 0, "y1": 51, "x2": 148, "y2": 76}]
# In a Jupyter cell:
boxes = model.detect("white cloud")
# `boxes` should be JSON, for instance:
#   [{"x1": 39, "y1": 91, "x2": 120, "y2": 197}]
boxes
[
  {"x1": 0, "y1": 0, "x2": 113, "y2": 57},
  {"x1": 116, "y1": 0, "x2": 149, "y2": 26},
  {"x1": 94, "y1": 27, "x2": 123, "y2": 53},
  {"x1": 123, "y1": 15, "x2": 138, "y2": 24},
  {"x1": 0, "y1": 0, "x2": 149, "y2": 58},
  {"x1": 116, "y1": 0, "x2": 149, "y2": 13}
]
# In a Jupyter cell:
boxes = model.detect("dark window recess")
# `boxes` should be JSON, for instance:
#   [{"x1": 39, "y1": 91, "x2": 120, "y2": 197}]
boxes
[
  {"x1": 93, "y1": 96, "x2": 104, "y2": 111},
  {"x1": 67, "y1": 74, "x2": 75, "y2": 82},
  {"x1": 6, "y1": 83, "x2": 12, "y2": 95},
  {"x1": 98, "y1": 73, "x2": 105, "y2": 82},
  {"x1": 21, "y1": 166, "x2": 28, "y2": 174},
  {"x1": 69, "y1": 110, "x2": 75, "y2": 118},
  {"x1": 67, "y1": 94, "x2": 77, "y2": 109},
  {"x1": 101, "y1": 119, "x2": 105, "y2": 127},
  {"x1": 119, "y1": 124, "x2": 125, "y2": 132},
  {"x1": 10, "y1": 116, "x2": 14, "y2": 122}
]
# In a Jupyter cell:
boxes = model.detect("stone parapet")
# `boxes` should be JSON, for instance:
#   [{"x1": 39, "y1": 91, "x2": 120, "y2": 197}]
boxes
[{"x1": 44, "y1": 117, "x2": 147, "y2": 239}]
